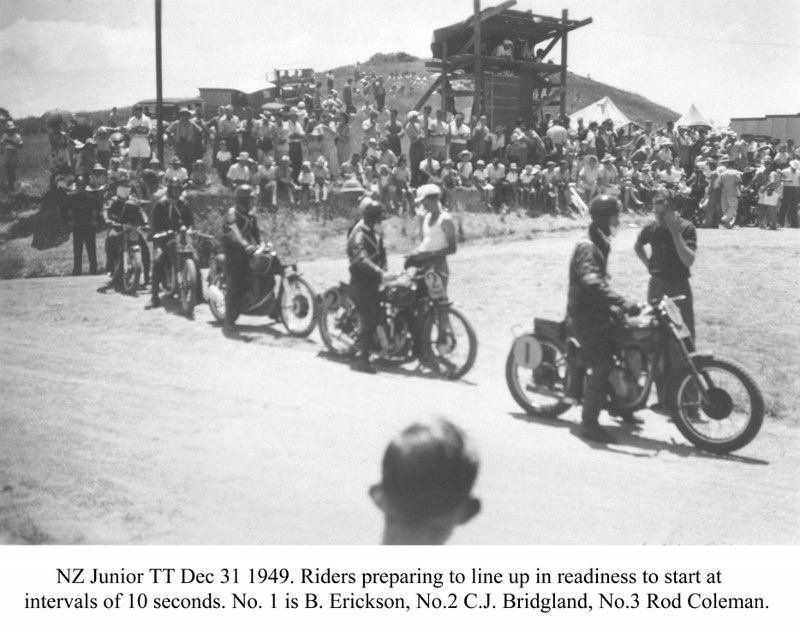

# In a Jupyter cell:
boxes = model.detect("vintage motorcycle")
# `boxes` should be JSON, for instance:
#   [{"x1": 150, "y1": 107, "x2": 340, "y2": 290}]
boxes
[
  {"x1": 318, "y1": 260, "x2": 478, "y2": 380},
  {"x1": 153, "y1": 226, "x2": 202, "y2": 318},
  {"x1": 108, "y1": 221, "x2": 146, "y2": 294},
  {"x1": 206, "y1": 242, "x2": 317, "y2": 337},
  {"x1": 506, "y1": 296, "x2": 764, "y2": 454}
]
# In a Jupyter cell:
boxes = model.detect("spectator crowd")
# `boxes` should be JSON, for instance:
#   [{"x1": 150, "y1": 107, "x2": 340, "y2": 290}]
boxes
[{"x1": 3, "y1": 64, "x2": 798, "y2": 230}]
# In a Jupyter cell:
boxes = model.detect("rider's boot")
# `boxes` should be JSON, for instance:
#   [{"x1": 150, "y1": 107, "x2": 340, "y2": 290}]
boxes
[
  {"x1": 353, "y1": 351, "x2": 377, "y2": 374},
  {"x1": 578, "y1": 388, "x2": 616, "y2": 443}
]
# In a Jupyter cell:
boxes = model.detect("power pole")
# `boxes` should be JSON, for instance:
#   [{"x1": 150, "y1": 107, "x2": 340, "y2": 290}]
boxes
[
  {"x1": 474, "y1": 0, "x2": 483, "y2": 115},
  {"x1": 155, "y1": 0, "x2": 164, "y2": 165}
]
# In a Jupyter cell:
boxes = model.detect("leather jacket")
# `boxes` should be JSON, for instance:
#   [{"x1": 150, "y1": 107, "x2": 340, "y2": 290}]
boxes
[
  {"x1": 347, "y1": 219, "x2": 386, "y2": 285},
  {"x1": 567, "y1": 226, "x2": 635, "y2": 341}
]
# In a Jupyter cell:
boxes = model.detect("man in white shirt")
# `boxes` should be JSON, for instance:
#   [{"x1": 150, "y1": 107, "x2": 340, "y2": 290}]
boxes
[
  {"x1": 486, "y1": 157, "x2": 507, "y2": 210},
  {"x1": 227, "y1": 152, "x2": 253, "y2": 189},
  {"x1": 428, "y1": 110, "x2": 448, "y2": 162},
  {"x1": 419, "y1": 148, "x2": 441, "y2": 185},
  {"x1": 779, "y1": 159, "x2": 800, "y2": 228},
  {"x1": 448, "y1": 113, "x2": 471, "y2": 163},
  {"x1": 126, "y1": 104, "x2": 152, "y2": 171}
]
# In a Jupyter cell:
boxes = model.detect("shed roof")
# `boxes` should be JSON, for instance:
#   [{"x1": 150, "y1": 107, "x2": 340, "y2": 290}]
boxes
[{"x1": 431, "y1": 1, "x2": 591, "y2": 59}]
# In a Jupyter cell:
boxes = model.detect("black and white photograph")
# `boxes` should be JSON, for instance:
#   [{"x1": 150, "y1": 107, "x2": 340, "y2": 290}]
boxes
[{"x1": 1, "y1": 0, "x2": 798, "y2": 567}]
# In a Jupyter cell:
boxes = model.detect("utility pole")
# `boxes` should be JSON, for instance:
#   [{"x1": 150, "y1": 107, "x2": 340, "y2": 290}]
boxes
[
  {"x1": 155, "y1": 0, "x2": 164, "y2": 165},
  {"x1": 474, "y1": 0, "x2": 483, "y2": 116}
]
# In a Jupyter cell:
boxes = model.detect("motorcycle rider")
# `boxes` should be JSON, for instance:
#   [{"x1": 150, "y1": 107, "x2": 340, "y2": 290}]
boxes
[
  {"x1": 222, "y1": 184, "x2": 262, "y2": 330},
  {"x1": 147, "y1": 177, "x2": 195, "y2": 309},
  {"x1": 347, "y1": 199, "x2": 393, "y2": 374},
  {"x1": 567, "y1": 194, "x2": 642, "y2": 443},
  {"x1": 102, "y1": 172, "x2": 151, "y2": 285}
]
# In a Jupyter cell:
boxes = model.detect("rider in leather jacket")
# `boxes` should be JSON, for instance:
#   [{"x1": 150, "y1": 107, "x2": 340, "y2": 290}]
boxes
[
  {"x1": 347, "y1": 199, "x2": 391, "y2": 373},
  {"x1": 222, "y1": 184, "x2": 261, "y2": 329},
  {"x1": 102, "y1": 174, "x2": 150, "y2": 285},
  {"x1": 147, "y1": 177, "x2": 195, "y2": 309},
  {"x1": 566, "y1": 194, "x2": 641, "y2": 443}
]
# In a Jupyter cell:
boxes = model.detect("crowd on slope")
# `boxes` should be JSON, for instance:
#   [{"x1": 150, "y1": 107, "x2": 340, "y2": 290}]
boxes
[{"x1": 3, "y1": 63, "x2": 799, "y2": 229}]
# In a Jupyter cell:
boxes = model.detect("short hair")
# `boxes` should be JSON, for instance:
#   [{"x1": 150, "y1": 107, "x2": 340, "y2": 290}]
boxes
[{"x1": 380, "y1": 419, "x2": 479, "y2": 523}]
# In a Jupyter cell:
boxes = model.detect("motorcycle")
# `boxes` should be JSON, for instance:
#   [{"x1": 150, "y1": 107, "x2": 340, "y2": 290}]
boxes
[
  {"x1": 109, "y1": 221, "x2": 146, "y2": 294},
  {"x1": 318, "y1": 260, "x2": 478, "y2": 380},
  {"x1": 206, "y1": 243, "x2": 318, "y2": 337},
  {"x1": 153, "y1": 226, "x2": 202, "y2": 318},
  {"x1": 506, "y1": 296, "x2": 764, "y2": 454}
]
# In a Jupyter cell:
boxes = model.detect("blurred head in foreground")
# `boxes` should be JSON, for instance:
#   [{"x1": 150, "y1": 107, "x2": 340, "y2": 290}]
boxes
[{"x1": 370, "y1": 418, "x2": 480, "y2": 545}]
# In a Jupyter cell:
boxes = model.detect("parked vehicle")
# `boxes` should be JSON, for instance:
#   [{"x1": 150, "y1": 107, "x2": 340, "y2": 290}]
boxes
[
  {"x1": 318, "y1": 261, "x2": 478, "y2": 380},
  {"x1": 206, "y1": 243, "x2": 317, "y2": 337},
  {"x1": 506, "y1": 296, "x2": 764, "y2": 454}
]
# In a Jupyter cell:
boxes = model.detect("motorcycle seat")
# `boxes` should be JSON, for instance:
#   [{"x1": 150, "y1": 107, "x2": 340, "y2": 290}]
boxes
[{"x1": 533, "y1": 318, "x2": 565, "y2": 342}]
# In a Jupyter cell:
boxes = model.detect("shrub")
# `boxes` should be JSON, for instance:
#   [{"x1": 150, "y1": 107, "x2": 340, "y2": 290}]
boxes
[{"x1": 0, "y1": 250, "x2": 25, "y2": 279}]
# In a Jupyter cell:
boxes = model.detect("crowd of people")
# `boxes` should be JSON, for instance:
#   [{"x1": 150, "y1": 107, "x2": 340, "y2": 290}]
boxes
[{"x1": 0, "y1": 56, "x2": 782, "y2": 233}]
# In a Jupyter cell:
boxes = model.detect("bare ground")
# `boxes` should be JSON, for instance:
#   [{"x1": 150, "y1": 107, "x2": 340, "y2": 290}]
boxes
[{"x1": 1, "y1": 226, "x2": 798, "y2": 544}]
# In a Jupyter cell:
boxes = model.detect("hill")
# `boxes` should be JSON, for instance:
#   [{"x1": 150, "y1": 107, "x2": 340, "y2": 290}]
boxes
[{"x1": 326, "y1": 58, "x2": 679, "y2": 126}]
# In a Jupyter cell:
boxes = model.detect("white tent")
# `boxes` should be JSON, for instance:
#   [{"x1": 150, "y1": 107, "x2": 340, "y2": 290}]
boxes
[
  {"x1": 569, "y1": 96, "x2": 636, "y2": 131},
  {"x1": 676, "y1": 103, "x2": 713, "y2": 128}
]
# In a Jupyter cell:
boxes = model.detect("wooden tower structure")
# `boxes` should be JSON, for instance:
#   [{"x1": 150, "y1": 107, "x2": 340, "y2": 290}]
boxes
[{"x1": 417, "y1": 1, "x2": 591, "y2": 130}]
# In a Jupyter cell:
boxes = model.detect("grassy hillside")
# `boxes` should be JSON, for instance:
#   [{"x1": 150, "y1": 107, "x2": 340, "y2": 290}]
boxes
[{"x1": 328, "y1": 58, "x2": 679, "y2": 126}]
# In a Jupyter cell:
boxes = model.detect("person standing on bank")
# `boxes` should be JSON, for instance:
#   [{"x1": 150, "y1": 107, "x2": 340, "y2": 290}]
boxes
[
  {"x1": 62, "y1": 179, "x2": 99, "y2": 275},
  {"x1": 634, "y1": 188, "x2": 697, "y2": 409}
]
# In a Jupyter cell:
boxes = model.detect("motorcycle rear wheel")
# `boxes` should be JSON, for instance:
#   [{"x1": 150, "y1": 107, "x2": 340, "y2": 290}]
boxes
[
  {"x1": 505, "y1": 334, "x2": 571, "y2": 417},
  {"x1": 279, "y1": 276, "x2": 317, "y2": 337},
  {"x1": 207, "y1": 269, "x2": 227, "y2": 323},
  {"x1": 420, "y1": 305, "x2": 477, "y2": 380},
  {"x1": 318, "y1": 287, "x2": 361, "y2": 357},
  {"x1": 669, "y1": 356, "x2": 764, "y2": 454},
  {"x1": 123, "y1": 250, "x2": 142, "y2": 294},
  {"x1": 179, "y1": 258, "x2": 198, "y2": 318}
]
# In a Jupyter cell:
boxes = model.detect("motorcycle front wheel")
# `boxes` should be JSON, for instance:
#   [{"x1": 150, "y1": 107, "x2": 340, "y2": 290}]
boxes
[
  {"x1": 179, "y1": 258, "x2": 198, "y2": 318},
  {"x1": 420, "y1": 305, "x2": 477, "y2": 380},
  {"x1": 318, "y1": 287, "x2": 361, "y2": 357},
  {"x1": 207, "y1": 269, "x2": 227, "y2": 323},
  {"x1": 505, "y1": 334, "x2": 571, "y2": 417},
  {"x1": 279, "y1": 276, "x2": 317, "y2": 337},
  {"x1": 669, "y1": 356, "x2": 765, "y2": 454},
  {"x1": 123, "y1": 249, "x2": 142, "y2": 294}
]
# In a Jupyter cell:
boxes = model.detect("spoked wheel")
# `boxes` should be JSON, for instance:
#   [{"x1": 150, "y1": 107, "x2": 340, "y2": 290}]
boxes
[
  {"x1": 420, "y1": 305, "x2": 477, "y2": 380},
  {"x1": 318, "y1": 287, "x2": 361, "y2": 357},
  {"x1": 279, "y1": 275, "x2": 317, "y2": 337},
  {"x1": 668, "y1": 356, "x2": 764, "y2": 454},
  {"x1": 122, "y1": 250, "x2": 142, "y2": 294},
  {"x1": 206, "y1": 269, "x2": 227, "y2": 323},
  {"x1": 505, "y1": 334, "x2": 571, "y2": 417},
  {"x1": 178, "y1": 258, "x2": 198, "y2": 318}
]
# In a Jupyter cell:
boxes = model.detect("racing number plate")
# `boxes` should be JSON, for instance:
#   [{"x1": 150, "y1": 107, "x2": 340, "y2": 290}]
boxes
[
  {"x1": 423, "y1": 268, "x2": 447, "y2": 301},
  {"x1": 663, "y1": 297, "x2": 692, "y2": 339},
  {"x1": 512, "y1": 334, "x2": 543, "y2": 369}
]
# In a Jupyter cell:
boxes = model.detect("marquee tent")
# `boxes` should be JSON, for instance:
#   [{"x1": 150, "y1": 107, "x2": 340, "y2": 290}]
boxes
[
  {"x1": 676, "y1": 103, "x2": 713, "y2": 128},
  {"x1": 568, "y1": 97, "x2": 636, "y2": 131}
]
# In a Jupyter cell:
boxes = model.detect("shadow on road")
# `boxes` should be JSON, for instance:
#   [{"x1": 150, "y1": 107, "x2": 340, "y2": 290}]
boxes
[
  {"x1": 508, "y1": 412, "x2": 769, "y2": 465},
  {"x1": 315, "y1": 350, "x2": 477, "y2": 385}
]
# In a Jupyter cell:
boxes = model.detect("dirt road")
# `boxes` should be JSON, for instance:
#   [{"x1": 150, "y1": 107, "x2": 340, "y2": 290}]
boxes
[{"x1": 1, "y1": 227, "x2": 798, "y2": 544}]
